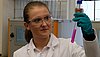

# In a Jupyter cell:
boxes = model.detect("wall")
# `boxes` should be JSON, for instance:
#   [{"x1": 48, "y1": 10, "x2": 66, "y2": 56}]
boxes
[
  {"x1": 2, "y1": 0, "x2": 14, "y2": 56},
  {"x1": 0, "y1": 0, "x2": 3, "y2": 55},
  {"x1": 68, "y1": 0, "x2": 76, "y2": 20},
  {"x1": 92, "y1": 21, "x2": 100, "y2": 46}
]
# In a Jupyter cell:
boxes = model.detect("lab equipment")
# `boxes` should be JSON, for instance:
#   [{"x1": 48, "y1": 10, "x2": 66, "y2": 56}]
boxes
[
  {"x1": 73, "y1": 13, "x2": 95, "y2": 41},
  {"x1": 71, "y1": 0, "x2": 83, "y2": 43},
  {"x1": 71, "y1": 22, "x2": 77, "y2": 43}
]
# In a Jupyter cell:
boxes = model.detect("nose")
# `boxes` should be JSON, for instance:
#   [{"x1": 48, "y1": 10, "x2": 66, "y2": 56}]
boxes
[{"x1": 41, "y1": 20, "x2": 47, "y2": 26}]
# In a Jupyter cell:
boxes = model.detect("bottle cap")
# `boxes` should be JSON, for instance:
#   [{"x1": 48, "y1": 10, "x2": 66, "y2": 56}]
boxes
[{"x1": 77, "y1": 0, "x2": 82, "y2": 4}]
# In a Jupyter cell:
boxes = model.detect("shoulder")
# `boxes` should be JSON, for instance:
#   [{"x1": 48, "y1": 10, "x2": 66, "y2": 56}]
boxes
[
  {"x1": 57, "y1": 38, "x2": 72, "y2": 48},
  {"x1": 58, "y1": 38, "x2": 82, "y2": 49},
  {"x1": 58, "y1": 38, "x2": 84, "y2": 54},
  {"x1": 58, "y1": 38, "x2": 71, "y2": 44},
  {"x1": 13, "y1": 44, "x2": 28, "y2": 56}
]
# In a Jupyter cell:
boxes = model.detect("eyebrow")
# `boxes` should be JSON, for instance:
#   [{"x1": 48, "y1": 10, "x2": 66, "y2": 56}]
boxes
[{"x1": 31, "y1": 14, "x2": 51, "y2": 19}]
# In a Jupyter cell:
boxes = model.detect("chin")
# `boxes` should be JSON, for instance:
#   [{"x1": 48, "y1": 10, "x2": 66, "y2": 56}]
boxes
[
  {"x1": 40, "y1": 32, "x2": 50, "y2": 36},
  {"x1": 42, "y1": 32, "x2": 50, "y2": 35}
]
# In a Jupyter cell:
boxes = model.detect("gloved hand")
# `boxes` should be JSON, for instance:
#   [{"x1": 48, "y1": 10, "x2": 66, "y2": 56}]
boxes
[{"x1": 73, "y1": 12, "x2": 95, "y2": 41}]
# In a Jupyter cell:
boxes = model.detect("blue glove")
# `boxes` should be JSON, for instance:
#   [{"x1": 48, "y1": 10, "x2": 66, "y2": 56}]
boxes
[{"x1": 73, "y1": 12, "x2": 95, "y2": 40}]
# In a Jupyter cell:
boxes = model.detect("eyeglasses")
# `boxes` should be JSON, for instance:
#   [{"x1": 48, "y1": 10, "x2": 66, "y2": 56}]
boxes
[{"x1": 27, "y1": 15, "x2": 52, "y2": 24}]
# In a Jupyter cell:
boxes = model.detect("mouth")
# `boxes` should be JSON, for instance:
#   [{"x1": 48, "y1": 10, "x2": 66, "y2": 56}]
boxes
[{"x1": 41, "y1": 29, "x2": 48, "y2": 31}]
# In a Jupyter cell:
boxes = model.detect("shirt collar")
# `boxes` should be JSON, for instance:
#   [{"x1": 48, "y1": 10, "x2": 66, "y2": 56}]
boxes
[
  {"x1": 47, "y1": 33, "x2": 59, "y2": 47},
  {"x1": 27, "y1": 39, "x2": 36, "y2": 50},
  {"x1": 27, "y1": 33, "x2": 59, "y2": 50}
]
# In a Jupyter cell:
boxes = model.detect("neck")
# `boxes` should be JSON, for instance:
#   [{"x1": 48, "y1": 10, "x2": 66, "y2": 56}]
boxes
[{"x1": 32, "y1": 36, "x2": 50, "y2": 51}]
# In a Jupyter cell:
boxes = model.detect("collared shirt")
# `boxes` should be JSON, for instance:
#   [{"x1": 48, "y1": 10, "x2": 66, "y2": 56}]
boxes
[
  {"x1": 13, "y1": 33, "x2": 100, "y2": 57},
  {"x1": 28, "y1": 33, "x2": 58, "y2": 57},
  {"x1": 30, "y1": 34, "x2": 55, "y2": 57}
]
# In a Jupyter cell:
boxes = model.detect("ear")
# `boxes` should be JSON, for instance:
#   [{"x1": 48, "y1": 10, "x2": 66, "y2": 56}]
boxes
[{"x1": 24, "y1": 22, "x2": 30, "y2": 30}]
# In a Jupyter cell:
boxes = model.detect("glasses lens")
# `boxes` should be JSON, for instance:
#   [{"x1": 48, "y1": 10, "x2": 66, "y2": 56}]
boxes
[
  {"x1": 32, "y1": 18, "x2": 42, "y2": 23},
  {"x1": 44, "y1": 15, "x2": 51, "y2": 22},
  {"x1": 28, "y1": 15, "x2": 51, "y2": 24}
]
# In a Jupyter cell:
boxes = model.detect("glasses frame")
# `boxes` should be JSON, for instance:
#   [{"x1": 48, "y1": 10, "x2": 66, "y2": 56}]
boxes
[{"x1": 27, "y1": 15, "x2": 52, "y2": 25}]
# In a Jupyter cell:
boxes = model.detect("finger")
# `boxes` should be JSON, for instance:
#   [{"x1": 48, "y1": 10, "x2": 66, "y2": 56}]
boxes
[
  {"x1": 77, "y1": 21, "x2": 84, "y2": 27},
  {"x1": 74, "y1": 12, "x2": 88, "y2": 18},
  {"x1": 73, "y1": 17, "x2": 84, "y2": 22},
  {"x1": 72, "y1": 18, "x2": 80, "y2": 22}
]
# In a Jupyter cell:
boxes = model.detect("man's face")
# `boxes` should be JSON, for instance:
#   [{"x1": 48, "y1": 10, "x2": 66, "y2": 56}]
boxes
[{"x1": 27, "y1": 6, "x2": 52, "y2": 38}]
